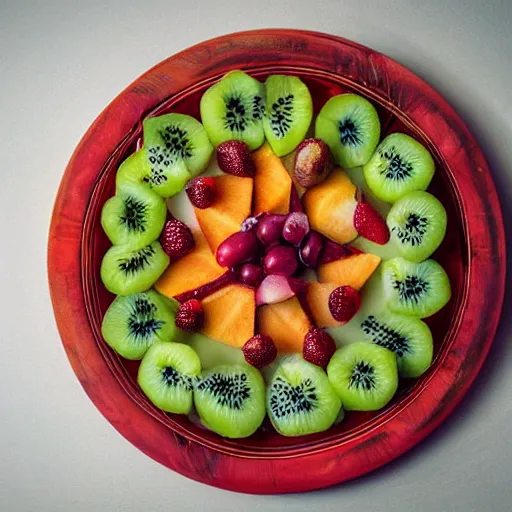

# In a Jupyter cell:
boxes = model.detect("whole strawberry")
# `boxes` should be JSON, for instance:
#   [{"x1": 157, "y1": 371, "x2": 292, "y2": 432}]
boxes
[
  {"x1": 303, "y1": 328, "x2": 336, "y2": 368},
  {"x1": 186, "y1": 177, "x2": 217, "y2": 209},
  {"x1": 242, "y1": 334, "x2": 277, "y2": 368},
  {"x1": 353, "y1": 201, "x2": 390, "y2": 245},
  {"x1": 293, "y1": 138, "x2": 333, "y2": 188},
  {"x1": 175, "y1": 299, "x2": 204, "y2": 332},
  {"x1": 160, "y1": 217, "x2": 195, "y2": 261},
  {"x1": 329, "y1": 285, "x2": 361, "y2": 323},
  {"x1": 217, "y1": 140, "x2": 256, "y2": 178}
]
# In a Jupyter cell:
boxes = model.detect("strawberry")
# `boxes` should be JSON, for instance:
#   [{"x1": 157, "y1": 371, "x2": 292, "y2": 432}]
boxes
[
  {"x1": 175, "y1": 299, "x2": 204, "y2": 332},
  {"x1": 293, "y1": 138, "x2": 333, "y2": 188},
  {"x1": 328, "y1": 285, "x2": 361, "y2": 323},
  {"x1": 186, "y1": 177, "x2": 216, "y2": 209},
  {"x1": 160, "y1": 218, "x2": 195, "y2": 261},
  {"x1": 242, "y1": 334, "x2": 277, "y2": 368},
  {"x1": 353, "y1": 201, "x2": 390, "y2": 245},
  {"x1": 303, "y1": 327, "x2": 336, "y2": 368},
  {"x1": 216, "y1": 140, "x2": 256, "y2": 178}
]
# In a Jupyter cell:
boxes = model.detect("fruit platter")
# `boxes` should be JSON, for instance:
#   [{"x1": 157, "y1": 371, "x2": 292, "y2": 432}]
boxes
[{"x1": 48, "y1": 30, "x2": 505, "y2": 493}]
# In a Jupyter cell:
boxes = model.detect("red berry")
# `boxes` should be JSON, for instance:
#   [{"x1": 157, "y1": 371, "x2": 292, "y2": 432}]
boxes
[
  {"x1": 303, "y1": 328, "x2": 336, "y2": 368},
  {"x1": 353, "y1": 202, "x2": 390, "y2": 245},
  {"x1": 242, "y1": 334, "x2": 277, "y2": 368},
  {"x1": 175, "y1": 299, "x2": 204, "y2": 332},
  {"x1": 217, "y1": 140, "x2": 256, "y2": 178},
  {"x1": 160, "y1": 218, "x2": 195, "y2": 262},
  {"x1": 186, "y1": 177, "x2": 217, "y2": 209},
  {"x1": 328, "y1": 286, "x2": 361, "y2": 323}
]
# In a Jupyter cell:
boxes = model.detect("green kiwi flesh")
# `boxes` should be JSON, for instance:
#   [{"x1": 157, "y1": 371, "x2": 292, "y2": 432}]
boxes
[
  {"x1": 200, "y1": 70, "x2": 265, "y2": 150},
  {"x1": 100, "y1": 241, "x2": 169, "y2": 296},
  {"x1": 315, "y1": 94, "x2": 381, "y2": 168},
  {"x1": 101, "y1": 183, "x2": 166, "y2": 250},
  {"x1": 363, "y1": 133, "x2": 435, "y2": 203},
  {"x1": 267, "y1": 355, "x2": 341, "y2": 436},
  {"x1": 142, "y1": 113, "x2": 213, "y2": 192},
  {"x1": 263, "y1": 75, "x2": 313, "y2": 157},
  {"x1": 360, "y1": 312, "x2": 433, "y2": 378},
  {"x1": 101, "y1": 290, "x2": 178, "y2": 360},
  {"x1": 116, "y1": 147, "x2": 191, "y2": 199},
  {"x1": 382, "y1": 257, "x2": 451, "y2": 318},
  {"x1": 387, "y1": 191, "x2": 447, "y2": 262},
  {"x1": 138, "y1": 341, "x2": 201, "y2": 414},
  {"x1": 194, "y1": 364, "x2": 266, "y2": 438},
  {"x1": 327, "y1": 342, "x2": 398, "y2": 411}
]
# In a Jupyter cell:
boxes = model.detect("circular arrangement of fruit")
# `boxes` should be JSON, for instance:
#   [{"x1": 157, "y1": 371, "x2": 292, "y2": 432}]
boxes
[{"x1": 99, "y1": 70, "x2": 451, "y2": 439}]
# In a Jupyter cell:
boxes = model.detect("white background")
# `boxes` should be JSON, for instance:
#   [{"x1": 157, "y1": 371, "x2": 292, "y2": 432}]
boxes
[{"x1": 1, "y1": 1, "x2": 511, "y2": 510}]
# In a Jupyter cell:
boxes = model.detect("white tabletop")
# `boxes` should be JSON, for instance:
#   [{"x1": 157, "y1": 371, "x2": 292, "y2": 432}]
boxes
[{"x1": 2, "y1": 1, "x2": 511, "y2": 510}]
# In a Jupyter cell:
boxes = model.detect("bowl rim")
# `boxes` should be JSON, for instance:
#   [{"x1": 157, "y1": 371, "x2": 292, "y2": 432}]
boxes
[{"x1": 47, "y1": 28, "x2": 506, "y2": 494}]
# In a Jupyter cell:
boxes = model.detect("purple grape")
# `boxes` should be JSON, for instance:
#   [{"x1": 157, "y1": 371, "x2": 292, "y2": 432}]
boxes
[
  {"x1": 299, "y1": 230, "x2": 325, "y2": 268},
  {"x1": 239, "y1": 263, "x2": 264, "y2": 288},
  {"x1": 256, "y1": 214, "x2": 287, "y2": 246},
  {"x1": 282, "y1": 212, "x2": 310, "y2": 246},
  {"x1": 216, "y1": 231, "x2": 261, "y2": 268},
  {"x1": 264, "y1": 245, "x2": 298, "y2": 277}
]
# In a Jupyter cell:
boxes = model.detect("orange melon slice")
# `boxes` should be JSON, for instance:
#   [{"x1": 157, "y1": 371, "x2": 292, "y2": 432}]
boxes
[
  {"x1": 252, "y1": 143, "x2": 292, "y2": 214},
  {"x1": 303, "y1": 169, "x2": 358, "y2": 244},
  {"x1": 201, "y1": 284, "x2": 255, "y2": 348},
  {"x1": 318, "y1": 253, "x2": 381, "y2": 290},
  {"x1": 194, "y1": 175, "x2": 253, "y2": 253},
  {"x1": 258, "y1": 297, "x2": 311, "y2": 353},
  {"x1": 155, "y1": 231, "x2": 225, "y2": 298},
  {"x1": 305, "y1": 282, "x2": 341, "y2": 328}
]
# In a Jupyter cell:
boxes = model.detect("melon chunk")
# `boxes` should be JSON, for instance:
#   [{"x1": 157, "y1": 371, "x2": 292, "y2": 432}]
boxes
[
  {"x1": 303, "y1": 169, "x2": 358, "y2": 244},
  {"x1": 318, "y1": 253, "x2": 381, "y2": 290},
  {"x1": 305, "y1": 282, "x2": 341, "y2": 328},
  {"x1": 252, "y1": 143, "x2": 292, "y2": 214},
  {"x1": 200, "y1": 284, "x2": 255, "y2": 348},
  {"x1": 155, "y1": 231, "x2": 225, "y2": 298},
  {"x1": 258, "y1": 297, "x2": 311, "y2": 353},
  {"x1": 194, "y1": 175, "x2": 253, "y2": 253}
]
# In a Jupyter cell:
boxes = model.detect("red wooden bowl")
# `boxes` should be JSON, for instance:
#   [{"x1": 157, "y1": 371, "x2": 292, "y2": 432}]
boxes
[{"x1": 47, "y1": 29, "x2": 505, "y2": 494}]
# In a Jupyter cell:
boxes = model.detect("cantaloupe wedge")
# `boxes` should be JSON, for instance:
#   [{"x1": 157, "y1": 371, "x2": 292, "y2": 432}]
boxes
[
  {"x1": 318, "y1": 253, "x2": 381, "y2": 290},
  {"x1": 305, "y1": 282, "x2": 341, "y2": 328},
  {"x1": 201, "y1": 284, "x2": 255, "y2": 348},
  {"x1": 194, "y1": 175, "x2": 253, "y2": 253},
  {"x1": 155, "y1": 231, "x2": 225, "y2": 298},
  {"x1": 252, "y1": 143, "x2": 292, "y2": 214},
  {"x1": 303, "y1": 169, "x2": 358, "y2": 244},
  {"x1": 258, "y1": 297, "x2": 311, "y2": 353}
]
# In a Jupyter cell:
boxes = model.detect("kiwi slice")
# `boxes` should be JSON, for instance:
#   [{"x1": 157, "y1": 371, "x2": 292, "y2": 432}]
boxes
[
  {"x1": 263, "y1": 75, "x2": 313, "y2": 157},
  {"x1": 327, "y1": 342, "x2": 398, "y2": 411},
  {"x1": 200, "y1": 70, "x2": 265, "y2": 150},
  {"x1": 116, "y1": 148, "x2": 191, "y2": 199},
  {"x1": 100, "y1": 241, "x2": 169, "y2": 296},
  {"x1": 360, "y1": 313, "x2": 433, "y2": 377},
  {"x1": 142, "y1": 113, "x2": 213, "y2": 191},
  {"x1": 101, "y1": 183, "x2": 166, "y2": 250},
  {"x1": 138, "y1": 341, "x2": 201, "y2": 414},
  {"x1": 194, "y1": 364, "x2": 266, "y2": 438},
  {"x1": 387, "y1": 191, "x2": 447, "y2": 262},
  {"x1": 315, "y1": 94, "x2": 380, "y2": 168},
  {"x1": 382, "y1": 257, "x2": 451, "y2": 318},
  {"x1": 267, "y1": 356, "x2": 341, "y2": 437},
  {"x1": 101, "y1": 291, "x2": 177, "y2": 360},
  {"x1": 363, "y1": 133, "x2": 435, "y2": 203}
]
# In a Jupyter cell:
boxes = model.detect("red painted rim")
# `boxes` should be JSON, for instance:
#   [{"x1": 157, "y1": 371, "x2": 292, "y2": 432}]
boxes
[{"x1": 48, "y1": 29, "x2": 506, "y2": 493}]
